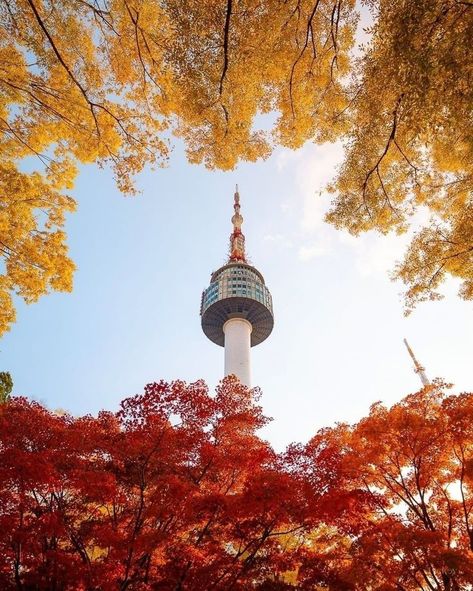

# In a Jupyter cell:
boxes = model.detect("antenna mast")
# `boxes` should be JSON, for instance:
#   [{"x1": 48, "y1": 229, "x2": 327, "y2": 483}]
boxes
[
  {"x1": 403, "y1": 338, "x2": 430, "y2": 387},
  {"x1": 229, "y1": 185, "x2": 246, "y2": 262}
]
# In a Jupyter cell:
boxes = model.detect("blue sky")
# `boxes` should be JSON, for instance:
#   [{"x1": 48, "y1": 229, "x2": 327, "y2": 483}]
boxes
[{"x1": 3, "y1": 139, "x2": 472, "y2": 450}]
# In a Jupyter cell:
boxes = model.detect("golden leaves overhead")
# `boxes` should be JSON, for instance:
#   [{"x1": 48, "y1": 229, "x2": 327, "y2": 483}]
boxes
[
  {"x1": 0, "y1": 162, "x2": 75, "y2": 333},
  {"x1": 3, "y1": 0, "x2": 470, "y2": 331},
  {"x1": 327, "y1": 0, "x2": 473, "y2": 311},
  {"x1": 0, "y1": 0, "x2": 355, "y2": 334}
]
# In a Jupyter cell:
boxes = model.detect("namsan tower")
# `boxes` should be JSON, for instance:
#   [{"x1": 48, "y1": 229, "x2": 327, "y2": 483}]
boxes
[
  {"x1": 403, "y1": 338, "x2": 430, "y2": 387},
  {"x1": 200, "y1": 187, "x2": 274, "y2": 387}
]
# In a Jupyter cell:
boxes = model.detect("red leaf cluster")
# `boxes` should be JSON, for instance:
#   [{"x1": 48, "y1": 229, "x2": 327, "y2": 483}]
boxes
[{"x1": 1, "y1": 378, "x2": 472, "y2": 590}]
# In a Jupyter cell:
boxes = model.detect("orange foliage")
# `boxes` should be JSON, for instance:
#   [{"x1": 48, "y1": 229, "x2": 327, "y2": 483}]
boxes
[{"x1": 1, "y1": 377, "x2": 472, "y2": 589}]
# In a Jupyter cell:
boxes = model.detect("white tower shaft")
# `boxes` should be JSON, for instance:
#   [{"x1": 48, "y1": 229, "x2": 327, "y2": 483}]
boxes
[{"x1": 223, "y1": 318, "x2": 252, "y2": 387}]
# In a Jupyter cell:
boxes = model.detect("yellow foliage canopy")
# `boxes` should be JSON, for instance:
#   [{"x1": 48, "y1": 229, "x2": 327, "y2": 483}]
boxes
[
  {"x1": 2, "y1": 0, "x2": 472, "y2": 333},
  {"x1": 0, "y1": 0, "x2": 355, "y2": 335},
  {"x1": 327, "y1": 0, "x2": 473, "y2": 312}
]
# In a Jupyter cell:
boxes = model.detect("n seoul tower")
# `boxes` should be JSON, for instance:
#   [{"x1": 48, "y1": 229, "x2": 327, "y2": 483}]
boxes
[{"x1": 200, "y1": 187, "x2": 274, "y2": 387}]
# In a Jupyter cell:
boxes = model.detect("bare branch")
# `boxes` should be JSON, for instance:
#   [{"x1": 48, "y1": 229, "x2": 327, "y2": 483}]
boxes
[{"x1": 219, "y1": 0, "x2": 233, "y2": 96}]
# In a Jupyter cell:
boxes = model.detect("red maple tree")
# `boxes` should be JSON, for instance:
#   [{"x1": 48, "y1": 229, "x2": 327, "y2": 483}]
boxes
[{"x1": 0, "y1": 378, "x2": 472, "y2": 590}]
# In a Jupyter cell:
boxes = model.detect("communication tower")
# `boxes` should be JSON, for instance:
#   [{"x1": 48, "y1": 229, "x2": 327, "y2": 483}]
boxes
[{"x1": 200, "y1": 187, "x2": 274, "y2": 386}]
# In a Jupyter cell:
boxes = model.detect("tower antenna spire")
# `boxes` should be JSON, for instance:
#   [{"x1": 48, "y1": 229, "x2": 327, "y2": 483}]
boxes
[
  {"x1": 403, "y1": 338, "x2": 430, "y2": 387},
  {"x1": 229, "y1": 184, "x2": 246, "y2": 262}
]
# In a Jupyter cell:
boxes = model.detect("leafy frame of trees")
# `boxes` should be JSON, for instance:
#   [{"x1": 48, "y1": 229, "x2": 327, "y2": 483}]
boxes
[
  {"x1": 1, "y1": 376, "x2": 473, "y2": 590},
  {"x1": 1, "y1": 0, "x2": 472, "y2": 333}
]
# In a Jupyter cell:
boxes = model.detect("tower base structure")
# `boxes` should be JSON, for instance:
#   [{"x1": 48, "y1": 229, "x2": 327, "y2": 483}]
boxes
[{"x1": 223, "y1": 318, "x2": 252, "y2": 387}]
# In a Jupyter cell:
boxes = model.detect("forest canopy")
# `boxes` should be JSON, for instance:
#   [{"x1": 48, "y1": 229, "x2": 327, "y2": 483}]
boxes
[
  {"x1": 1, "y1": 0, "x2": 472, "y2": 333},
  {"x1": 1, "y1": 376, "x2": 473, "y2": 590}
]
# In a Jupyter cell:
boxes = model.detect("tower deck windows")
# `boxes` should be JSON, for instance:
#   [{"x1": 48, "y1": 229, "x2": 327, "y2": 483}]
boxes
[
  {"x1": 201, "y1": 266, "x2": 273, "y2": 316},
  {"x1": 201, "y1": 260, "x2": 274, "y2": 348}
]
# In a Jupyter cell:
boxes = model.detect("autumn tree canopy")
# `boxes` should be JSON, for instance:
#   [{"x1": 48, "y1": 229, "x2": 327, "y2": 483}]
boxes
[
  {"x1": 315, "y1": 386, "x2": 473, "y2": 589},
  {"x1": 1, "y1": 0, "x2": 472, "y2": 332},
  {"x1": 327, "y1": 0, "x2": 473, "y2": 313},
  {"x1": 1, "y1": 376, "x2": 472, "y2": 590}
]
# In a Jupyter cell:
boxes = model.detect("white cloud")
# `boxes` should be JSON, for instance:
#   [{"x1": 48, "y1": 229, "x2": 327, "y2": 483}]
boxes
[
  {"x1": 300, "y1": 190, "x2": 331, "y2": 233},
  {"x1": 338, "y1": 205, "x2": 433, "y2": 278},
  {"x1": 346, "y1": 231, "x2": 410, "y2": 277},
  {"x1": 275, "y1": 149, "x2": 300, "y2": 172},
  {"x1": 280, "y1": 202, "x2": 291, "y2": 213},
  {"x1": 298, "y1": 243, "x2": 329, "y2": 262},
  {"x1": 273, "y1": 142, "x2": 434, "y2": 275},
  {"x1": 270, "y1": 142, "x2": 345, "y2": 262},
  {"x1": 287, "y1": 142, "x2": 434, "y2": 277},
  {"x1": 292, "y1": 142, "x2": 345, "y2": 233},
  {"x1": 263, "y1": 233, "x2": 293, "y2": 248}
]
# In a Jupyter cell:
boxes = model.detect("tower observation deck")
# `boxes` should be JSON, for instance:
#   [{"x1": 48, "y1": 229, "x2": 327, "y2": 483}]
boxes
[{"x1": 200, "y1": 187, "x2": 274, "y2": 386}]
